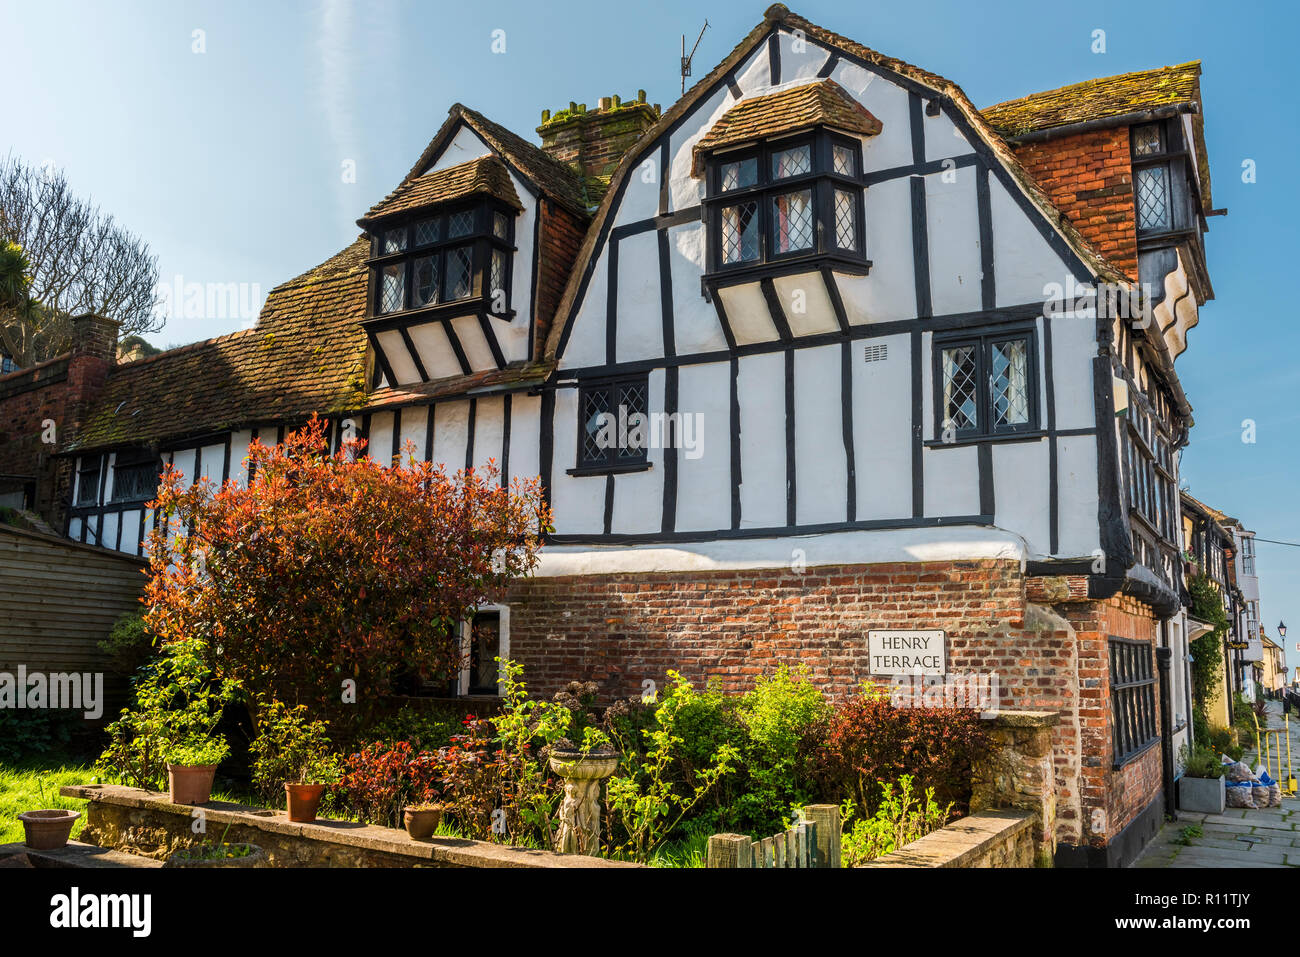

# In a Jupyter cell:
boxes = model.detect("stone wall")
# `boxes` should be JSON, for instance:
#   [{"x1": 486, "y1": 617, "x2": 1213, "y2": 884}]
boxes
[
  {"x1": 62, "y1": 785, "x2": 639, "y2": 869},
  {"x1": 862, "y1": 809, "x2": 1036, "y2": 868}
]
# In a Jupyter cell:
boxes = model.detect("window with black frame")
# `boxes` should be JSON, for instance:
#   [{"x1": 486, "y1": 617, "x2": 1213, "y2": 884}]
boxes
[
  {"x1": 370, "y1": 199, "x2": 515, "y2": 318},
  {"x1": 933, "y1": 329, "x2": 1038, "y2": 440},
  {"x1": 1109, "y1": 637, "x2": 1158, "y2": 765},
  {"x1": 704, "y1": 130, "x2": 865, "y2": 277},
  {"x1": 574, "y1": 375, "x2": 649, "y2": 473},
  {"x1": 110, "y1": 449, "x2": 161, "y2": 504},
  {"x1": 75, "y1": 455, "x2": 102, "y2": 506},
  {"x1": 1131, "y1": 120, "x2": 1194, "y2": 237}
]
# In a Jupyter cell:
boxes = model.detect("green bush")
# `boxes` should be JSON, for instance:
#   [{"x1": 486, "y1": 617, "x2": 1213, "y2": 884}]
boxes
[
  {"x1": 368, "y1": 703, "x2": 463, "y2": 751},
  {"x1": 0, "y1": 709, "x2": 77, "y2": 763},
  {"x1": 249, "y1": 699, "x2": 340, "y2": 804},
  {"x1": 840, "y1": 774, "x2": 952, "y2": 866},
  {"x1": 1180, "y1": 743, "x2": 1224, "y2": 779},
  {"x1": 98, "y1": 611, "x2": 158, "y2": 680}
]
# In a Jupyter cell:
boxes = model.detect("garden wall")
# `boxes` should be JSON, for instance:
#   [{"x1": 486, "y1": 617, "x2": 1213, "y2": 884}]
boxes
[
  {"x1": 504, "y1": 559, "x2": 1164, "y2": 866},
  {"x1": 60, "y1": 784, "x2": 639, "y2": 869},
  {"x1": 863, "y1": 809, "x2": 1036, "y2": 868}
]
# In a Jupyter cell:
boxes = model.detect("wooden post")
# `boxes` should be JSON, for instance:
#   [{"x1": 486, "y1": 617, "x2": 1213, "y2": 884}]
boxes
[
  {"x1": 706, "y1": 833, "x2": 753, "y2": 868},
  {"x1": 801, "y1": 804, "x2": 842, "y2": 868}
]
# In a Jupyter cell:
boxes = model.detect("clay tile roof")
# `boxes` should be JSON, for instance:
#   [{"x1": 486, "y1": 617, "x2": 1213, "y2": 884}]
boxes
[
  {"x1": 691, "y1": 79, "x2": 882, "y2": 176},
  {"x1": 359, "y1": 155, "x2": 522, "y2": 227},
  {"x1": 982, "y1": 62, "x2": 1202, "y2": 137},
  {"x1": 404, "y1": 105, "x2": 592, "y2": 217},
  {"x1": 66, "y1": 237, "x2": 373, "y2": 453},
  {"x1": 361, "y1": 360, "x2": 554, "y2": 412},
  {"x1": 982, "y1": 62, "x2": 1211, "y2": 212}
]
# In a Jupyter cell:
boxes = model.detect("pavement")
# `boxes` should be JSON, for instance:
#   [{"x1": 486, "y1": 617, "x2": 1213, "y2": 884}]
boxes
[{"x1": 1133, "y1": 698, "x2": 1300, "y2": 868}]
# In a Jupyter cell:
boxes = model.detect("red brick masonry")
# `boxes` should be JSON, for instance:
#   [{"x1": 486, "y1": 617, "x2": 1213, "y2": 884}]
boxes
[{"x1": 507, "y1": 557, "x2": 1163, "y2": 853}]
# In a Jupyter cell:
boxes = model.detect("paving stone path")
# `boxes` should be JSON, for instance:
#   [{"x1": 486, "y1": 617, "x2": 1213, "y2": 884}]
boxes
[{"x1": 1134, "y1": 699, "x2": 1300, "y2": 868}]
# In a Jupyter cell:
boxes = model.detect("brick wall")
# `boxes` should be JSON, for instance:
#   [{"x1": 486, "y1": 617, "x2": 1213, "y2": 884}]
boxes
[
  {"x1": 505, "y1": 558, "x2": 1165, "y2": 857},
  {"x1": 1011, "y1": 126, "x2": 1138, "y2": 282},
  {"x1": 533, "y1": 200, "x2": 588, "y2": 360},
  {"x1": 506, "y1": 559, "x2": 1025, "y2": 701},
  {"x1": 0, "y1": 314, "x2": 118, "y2": 526},
  {"x1": 538, "y1": 99, "x2": 659, "y2": 204}
]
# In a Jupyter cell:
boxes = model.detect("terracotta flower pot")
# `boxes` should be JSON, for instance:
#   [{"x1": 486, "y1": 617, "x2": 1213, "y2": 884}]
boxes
[
  {"x1": 164, "y1": 843, "x2": 265, "y2": 868},
  {"x1": 18, "y1": 809, "x2": 80, "y2": 850},
  {"x1": 167, "y1": 763, "x2": 217, "y2": 804},
  {"x1": 403, "y1": 806, "x2": 442, "y2": 842},
  {"x1": 285, "y1": 783, "x2": 326, "y2": 823}
]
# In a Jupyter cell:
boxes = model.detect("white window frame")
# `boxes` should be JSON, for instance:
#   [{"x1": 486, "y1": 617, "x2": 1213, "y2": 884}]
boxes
[{"x1": 453, "y1": 603, "x2": 510, "y2": 697}]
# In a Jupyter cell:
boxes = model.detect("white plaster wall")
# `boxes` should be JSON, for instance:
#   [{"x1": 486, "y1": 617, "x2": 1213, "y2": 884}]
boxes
[
  {"x1": 831, "y1": 61, "x2": 911, "y2": 173},
  {"x1": 368, "y1": 411, "x2": 395, "y2": 464},
  {"x1": 472, "y1": 395, "x2": 505, "y2": 474},
  {"x1": 410, "y1": 322, "x2": 465, "y2": 380},
  {"x1": 990, "y1": 176, "x2": 1071, "y2": 307},
  {"x1": 925, "y1": 171, "x2": 983, "y2": 317},
  {"x1": 425, "y1": 125, "x2": 491, "y2": 173},
  {"x1": 923, "y1": 444, "x2": 980, "y2": 516},
  {"x1": 675, "y1": 361, "x2": 731, "y2": 532},
  {"x1": 431, "y1": 401, "x2": 470, "y2": 472},
  {"x1": 1049, "y1": 313, "x2": 1099, "y2": 433},
  {"x1": 549, "y1": 386, "x2": 604, "y2": 535},
  {"x1": 992, "y1": 440, "x2": 1050, "y2": 551},
  {"x1": 851, "y1": 333, "x2": 913, "y2": 520},
  {"x1": 736, "y1": 351, "x2": 787, "y2": 528},
  {"x1": 669, "y1": 223, "x2": 729, "y2": 355},
  {"x1": 506, "y1": 393, "x2": 542, "y2": 486},
  {"x1": 775, "y1": 272, "x2": 838, "y2": 337},
  {"x1": 397, "y1": 405, "x2": 428, "y2": 464},
  {"x1": 1055, "y1": 435, "x2": 1101, "y2": 559},
  {"x1": 615, "y1": 230, "x2": 663, "y2": 362},
  {"x1": 840, "y1": 176, "x2": 916, "y2": 324},
  {"x1": 229, "y1": 429, "x2": 253, "y2": 486},
  {"x1": 794, "y1": 345, "x2": 847, "y2": 526}
]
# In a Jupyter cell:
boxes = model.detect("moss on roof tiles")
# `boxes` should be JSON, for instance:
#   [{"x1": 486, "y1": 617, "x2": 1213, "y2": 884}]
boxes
[
  {"x1": 690, "y1": 79, "x2": 882, "y2": 175},
  {"x1": 68, "y1": 237, "x2": 372, "y2": 452},
  {"x1": 360, "y1": 155, "x2": 523, "y2": 226},
  {"x1": 982, "y1": 62, "x2": 1202, "y2": 136}
]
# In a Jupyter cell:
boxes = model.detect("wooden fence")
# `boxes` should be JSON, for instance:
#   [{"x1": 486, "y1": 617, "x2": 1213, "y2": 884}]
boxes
[
  {"x1": 706, "y1": 804, "x2": 841, "y2": 868},
  {"x1": 0, "y1": 523, "x2": 146, "y2": 714}
]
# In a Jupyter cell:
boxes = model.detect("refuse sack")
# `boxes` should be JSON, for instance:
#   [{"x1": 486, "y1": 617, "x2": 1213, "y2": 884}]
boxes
[{"x1": 1226, "y1": 780, "x2": 1258, "y2": 809}]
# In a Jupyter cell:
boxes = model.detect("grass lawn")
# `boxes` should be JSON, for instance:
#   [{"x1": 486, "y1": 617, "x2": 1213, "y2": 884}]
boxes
[{"x1": 0, "y1": 759, "x2": 100, "y2": 844}]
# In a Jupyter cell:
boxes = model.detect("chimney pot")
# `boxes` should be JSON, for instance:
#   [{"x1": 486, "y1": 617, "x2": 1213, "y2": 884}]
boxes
[
  {"x1": 637, "y1": 89, "x2": 646, "y2": 103},
  {"x1": 598, "y1": 96, "x2": 612, "y2": 111},
  {"x1": 542, "y1": 109, "x2": 551, "y2": 122}
]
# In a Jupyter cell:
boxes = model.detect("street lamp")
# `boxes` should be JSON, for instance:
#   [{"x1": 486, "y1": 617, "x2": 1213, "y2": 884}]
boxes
[{"x1": 1280, "y1": 621, "x2": 1288, "y2": 639}]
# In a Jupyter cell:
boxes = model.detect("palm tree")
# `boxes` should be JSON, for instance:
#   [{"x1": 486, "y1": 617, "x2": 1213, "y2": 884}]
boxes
[{"x1": 0, "y1": 240, "x2": 34, "y2": 367}]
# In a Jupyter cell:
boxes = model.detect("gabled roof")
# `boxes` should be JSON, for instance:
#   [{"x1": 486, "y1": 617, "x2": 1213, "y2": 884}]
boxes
[
  {"x1": 359, "y1": 155, "x2": 523, "y2": 227},
  {"x1": 690, "y1": 79, "x2": 882, "y2": 175},
  {"x1": 403, "y1": 104, "x2": 591, "y2": 217},
  {"x1": 66, "y1": 238, "x2": 372, "y2": 453},
  {"x1": 545, "y1": 4, "x2": 1131, "y2": 361},
  {"x1": 982, "y1": 62, "x2": 1211, "y2": 213}
]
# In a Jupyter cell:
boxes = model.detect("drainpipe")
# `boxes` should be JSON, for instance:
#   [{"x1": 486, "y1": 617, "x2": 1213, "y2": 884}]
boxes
[{"x1": 1156, "y1": 644, "x2": 1177, "y2": 820}]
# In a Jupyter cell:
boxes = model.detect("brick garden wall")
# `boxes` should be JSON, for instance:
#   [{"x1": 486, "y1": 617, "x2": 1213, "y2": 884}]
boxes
[{"x1": 506, "y1": 557, "x2": 1165, "y2": 857}]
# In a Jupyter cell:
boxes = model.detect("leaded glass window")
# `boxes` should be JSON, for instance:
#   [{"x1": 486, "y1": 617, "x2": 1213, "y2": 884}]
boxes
[
  {"x1": 934, "y1": 331, "x2": 1037, "y2": 438},
  {"x1": 1136, "y1": 166, "x2": 1170, "y2": 231},
  {"x1": 771, "y1": 143, "x2": 811, "y2": 179},
  {"x1": 834, "y1": 189, "x2": 857, "y2": 249},
  {"x1": 1132, "y1": 123, "x2": 1162, "y2": 157},
  {"x1": 576, "y1": 376, "x2": 649, "y2": 471},
  {"x1": 445, "y1": 246, "x2": 472, "y2": 301},
  {"x1": 771, "y1": 189, "x2": 814, "y2": 254},
  {"x1": 719, "y1": 156, "x2": 758, "y2": 192},
  {"x1": 941, "y1": 345, "x2": 979, "y2": 433},
  {"x1": 412, "y1": 255, "x2": 439, "y2": 307},
  {"x1": 380, "y1": 263, "x2": 405, "y2": 313},
  {"x1": 721, "y1": 201, "x2": 760, "y2": 264}
]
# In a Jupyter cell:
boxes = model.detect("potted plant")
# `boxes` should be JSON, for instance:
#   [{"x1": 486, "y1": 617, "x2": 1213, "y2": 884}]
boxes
[
  {"x1": 403, "y1": 799, "x2": 444, "y2": 842},
  {"x1": 285, "y1": 753, "x2": 342, "y2": 823},
  {"x1": 164, "y1": 736, "x2": 230, "y2": 805},
  {"x1": 1178, "y1": 745, "x2": 1226, "y2": 814},
  {"x1": 18, "y1": 809, "x2": 80, "y2": 850},
  {"x1": 249, "y1": 699, "x2": 341, "y2": 823}
]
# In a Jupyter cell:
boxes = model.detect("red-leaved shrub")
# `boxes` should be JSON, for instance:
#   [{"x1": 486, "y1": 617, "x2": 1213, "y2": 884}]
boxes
[{"x1": 806, "y1": 691, "x2": 992, "y2": 815}]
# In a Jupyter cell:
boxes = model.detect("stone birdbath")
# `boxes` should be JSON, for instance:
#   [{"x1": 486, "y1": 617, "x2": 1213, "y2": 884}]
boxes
[{"x1": 548, "y1": 748, "x2": 619, "y2": 856}]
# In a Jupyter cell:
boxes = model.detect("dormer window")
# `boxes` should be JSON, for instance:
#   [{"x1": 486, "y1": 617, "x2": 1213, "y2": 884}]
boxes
[
  {"x1": 358, "y1": 155, "x2": 523, "y2": 323},
  {"x1": 1130, "y1": 120, "x2": 1194, "y2": 238},
  {"x1": 705, "y1": 131, "x2": 865, "y2": 275},
  {"x1": 371, "y1": 198, "x2": 516, "y2": 317},
  {"x1": 691, "y1": 81, "x2": 880, "y2": 288}
]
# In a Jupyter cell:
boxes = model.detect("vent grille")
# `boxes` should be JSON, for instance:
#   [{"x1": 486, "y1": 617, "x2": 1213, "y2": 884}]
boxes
[{"x1": 863, "y1": 343, "x2": 888, "y2": 363}]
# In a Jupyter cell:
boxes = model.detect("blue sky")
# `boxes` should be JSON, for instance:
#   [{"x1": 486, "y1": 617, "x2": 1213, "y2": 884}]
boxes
[{"x1": 4, "y1": 0, "x2": 1297, "y2": 655}]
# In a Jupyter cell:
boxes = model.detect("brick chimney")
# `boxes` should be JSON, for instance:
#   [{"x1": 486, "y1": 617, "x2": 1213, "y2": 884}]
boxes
[
  {"x1": 538, "y1": 91, "x2": 661, "y2": 205},
  {"x1": 67, "y1": 313, "x2": 120, "y2": 406}
]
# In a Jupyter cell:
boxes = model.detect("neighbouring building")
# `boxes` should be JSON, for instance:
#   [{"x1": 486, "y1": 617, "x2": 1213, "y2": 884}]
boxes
[{"x1": 2, "y1": 5, "x2": 1228, "y2": 866}]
